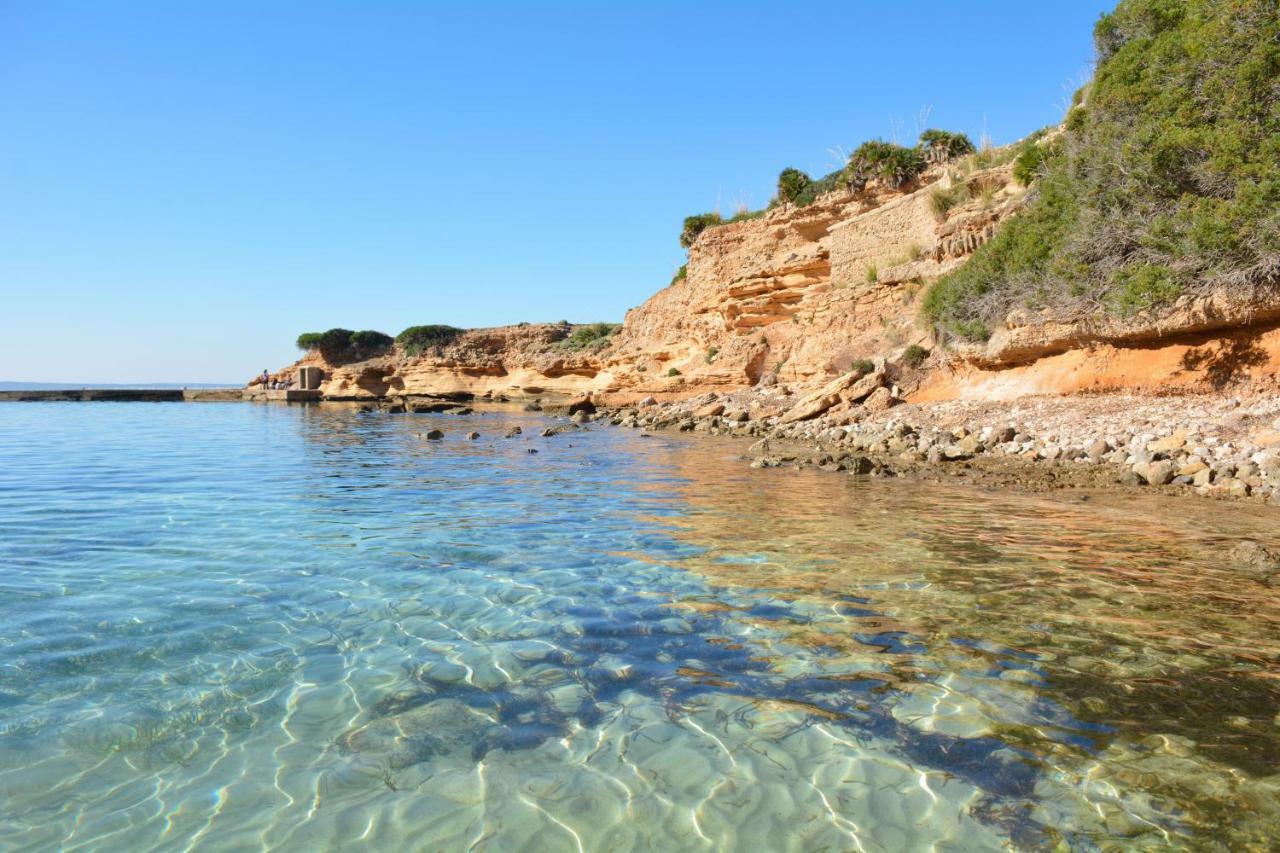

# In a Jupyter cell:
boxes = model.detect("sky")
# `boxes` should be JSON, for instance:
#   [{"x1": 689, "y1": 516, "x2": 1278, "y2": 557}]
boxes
[{"x1": 0, "y1": 1, "x2": 1112, "y2": 384}]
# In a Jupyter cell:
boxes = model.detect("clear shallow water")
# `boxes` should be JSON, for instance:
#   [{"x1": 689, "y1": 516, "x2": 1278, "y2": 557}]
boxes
[{"x1": 2, "y1": 402, "x2": 1279, "y2": 851}]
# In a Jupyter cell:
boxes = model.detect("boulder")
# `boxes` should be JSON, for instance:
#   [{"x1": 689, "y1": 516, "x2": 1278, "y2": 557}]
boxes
[
  {"x1": 567, "y1": 396, "x2": 596, "y2": 415},
  {"x1": 839, "y1": 369, "x2": 886, "y2": 405},
  {"x1": 1254, "y1": 430, "x2": 1280, "y2": 448},
  {"x1": 425, "y1": 429, "x2": 445, "y2": 440},
  {"x1": 694, "y1": 402, "x2": 726, "y2": 418},
  {"x1": 780, "y1": 393, "x2": 841, "y2": 424},
  {"x1": 861, "y1": 387, "x2": 899, "y2": 413},
  {"x1": 504, "y1": 426, "x2": 522, "y2": 437},
  {"x1": 1137, "y1": 459, "x2": 1176, "y2": 485},
  {"x1": 1148, "y1": 430, "x2": 1188, "y2": 454},
  {"x1": 842, "y1": 455, "x2": 876, "y2": 474},
  {"x1": 411, "y1": 401, "x2": 456, "y2": 414},
  {"x1": 465, "y1": 431, "x2": 480, "y2": 440},
  {"x1": 637, "y1": 396, "x2": 657, "y2": 407},
  {"x1": 1221, "y1": 478, "x2": 1251, "y2": 497}
]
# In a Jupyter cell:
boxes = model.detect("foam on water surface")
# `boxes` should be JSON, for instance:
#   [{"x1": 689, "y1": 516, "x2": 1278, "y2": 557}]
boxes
[{"x1": 1, "y1": 402, "x2": 1279, "y2": 850}]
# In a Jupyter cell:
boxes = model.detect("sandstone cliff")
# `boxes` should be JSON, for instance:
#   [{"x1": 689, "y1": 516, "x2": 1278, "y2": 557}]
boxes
[
  {"x1": 279, "y1": 161, "x2": 1025, "y2": 402},
  {"x1": 274, "y1": 153, "x2": 1279, "y2": 405}
]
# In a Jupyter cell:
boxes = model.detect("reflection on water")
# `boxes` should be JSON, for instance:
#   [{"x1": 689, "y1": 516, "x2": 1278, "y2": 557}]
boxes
[{"x1": 1, "y1": 402, "x2": 1278, "y2": 850}]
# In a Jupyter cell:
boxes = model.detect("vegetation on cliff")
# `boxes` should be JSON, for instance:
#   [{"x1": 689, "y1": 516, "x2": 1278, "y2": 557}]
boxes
[
  {"x1": 846, "y1": 140, "x2": 926, "y2": 191},
  {"x1": 926, "y1": 0, "x2": 1280, "y2": 341},
  {"x1": 776, "y1": 168, "x2": 811, "y2": 204},
  {"x1": 296, "y1": 328, "x2": 393, "y2": 359},
  {"x1": 396, "y1": 325, "x2": 464, "y2": 356},
  {"x1": 680, "y1": 128, "x2": 972, "y2": 249},
  {"x1": 556, "y1": 322, "x2": 619, "y2": 351},
  {"x1": 918, "y1": 129, "x2": 976, "y2": 161}
]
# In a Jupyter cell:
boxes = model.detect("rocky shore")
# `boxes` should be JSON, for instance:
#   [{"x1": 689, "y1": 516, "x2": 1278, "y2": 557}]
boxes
[
  {"x1": 301, "y1": 362, "x2": 1280, "y2": 506},
  {"x1": 577, "y1": 369, "x2": 1280, "y2": 505}
]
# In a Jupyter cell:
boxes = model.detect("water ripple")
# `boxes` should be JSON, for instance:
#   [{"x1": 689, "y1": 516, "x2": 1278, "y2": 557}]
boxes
[{"x1": 1, "y1": 402, "x2": 1278, "y2": 850}]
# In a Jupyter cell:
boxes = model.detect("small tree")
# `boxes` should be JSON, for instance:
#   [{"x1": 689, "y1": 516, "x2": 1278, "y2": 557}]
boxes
[
  {"x1": 776, "y1": 168, "x2": 812, "y2": 204},
  {"x1": 296, "y1": 332, "x2": 325, "y2": 351}
]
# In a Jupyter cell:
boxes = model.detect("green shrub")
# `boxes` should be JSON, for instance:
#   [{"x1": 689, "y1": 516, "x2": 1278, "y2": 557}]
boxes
[
  {"x1": 294, "y1": 328, "x2": 391, "y2": 360},
  {"x1": 705, "y1": 347, "x2": 719, "y2": 363},
  {"x1": 791, "y1": 168, "x2": 848, "y2": 206},
  {"x1": 349, "y1": 330, "x2": 394, "y2": 351},
  {"x1": 396, "y1": 325, "x2": 464, "y2": 356},
  {"x1": 1106, "y1": 265, "x2": 1182, "y2": 316},
  {"x1": 848, "y1": 140, "x2": 926, "y2": 190},
  {"x1": 667, "y1": 367, "x2": 681, "y2": 377},
  {"x1": 1012, "y1": 140, "x2": 1051, "y2": 186},
  {"x1": 926, "y1": 0, "x2": 1279, "y2": 341},
  {"x1": 865, "y1": 264, "x2": 878, "y2": 284},
  {"x1": 680, "y1": 212, "x2": 722, "y2": 248},
  {"x1": 924, "y1": 165, "x2": 1078, "y2": 341},
  {"x1": 671, "y1": 264, "x2": 687, "y2": 285},
  {"x1": 919, "y1": 129, "x2": 976, "y2": 160},
  {"x1": 902, "y1": 344, "x2": 929, "y2": 367},
  {"x1": 295, "y1": 328, "x2": 354, "y2": 356},
  {"x1": 558, "y1": 322, "x2": 619, "y2": 350},
  {"x1": 777, "y1": 168, "x2": 812, "y2": 204},
  {"x1": 850, "y1": 359, "x2": 875, "y2": 376},
  {"x1": 929, "y1": 182, "x2": 970, "y2": 219}
]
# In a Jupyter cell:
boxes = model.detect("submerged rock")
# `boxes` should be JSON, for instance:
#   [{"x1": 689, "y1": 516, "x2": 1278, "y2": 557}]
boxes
[{"x1": 567, "y1": 396, "x2": 596, "y2": 415}]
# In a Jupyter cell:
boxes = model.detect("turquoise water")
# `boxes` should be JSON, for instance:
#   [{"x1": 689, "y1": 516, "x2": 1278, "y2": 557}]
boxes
[{"x1": 2, "y1": 402, "x2": 1279, "y2": 851}]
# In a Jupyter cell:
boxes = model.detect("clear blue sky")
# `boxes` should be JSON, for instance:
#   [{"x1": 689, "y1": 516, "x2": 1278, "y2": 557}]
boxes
[{"x1": 1, "y1": 1, "x2": 1111, "y2": 384}]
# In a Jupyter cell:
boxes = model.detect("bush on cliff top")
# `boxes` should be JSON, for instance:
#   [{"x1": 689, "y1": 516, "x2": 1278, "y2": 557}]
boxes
[
  {"x1": 919, "y1": 129, "x2": 975, "y2": 160},
  {"x1": 680, "y1": 212, "x2": 722, "y2": 248},
  {"x1": 296, "y1": 328, "x2": 394, "y2": 359},
  {"x1": 349, "y1": 330, "x2": 394, "y2": 351},
  {"x1": 925, "y1": 0, "x2": 1280, "y2": 341},
  {"x1": 396, "y1": 325, "x2": 464, "y2": 356},
  {"x1": 777, "y1": 168, "x2": 812, "y2": 204},
  {"x1": 847, "y1": 140, "x2": 926, "y2": 191}
]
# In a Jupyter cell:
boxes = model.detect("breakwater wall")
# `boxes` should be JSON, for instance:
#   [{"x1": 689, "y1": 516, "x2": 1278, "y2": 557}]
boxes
[{"x1": 0, "y1": 389, "x2": 245, "y2": 402}]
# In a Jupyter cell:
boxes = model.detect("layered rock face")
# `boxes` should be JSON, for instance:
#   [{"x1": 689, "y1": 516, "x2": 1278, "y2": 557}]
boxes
[{"x1": 597, "y1": 164, "x2": 1021, "y2": 399}]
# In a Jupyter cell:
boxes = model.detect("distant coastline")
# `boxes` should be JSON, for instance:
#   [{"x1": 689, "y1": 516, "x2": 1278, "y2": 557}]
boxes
[{"x1": 0, "y1": 381, "x2": 238, "y2": 391}]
